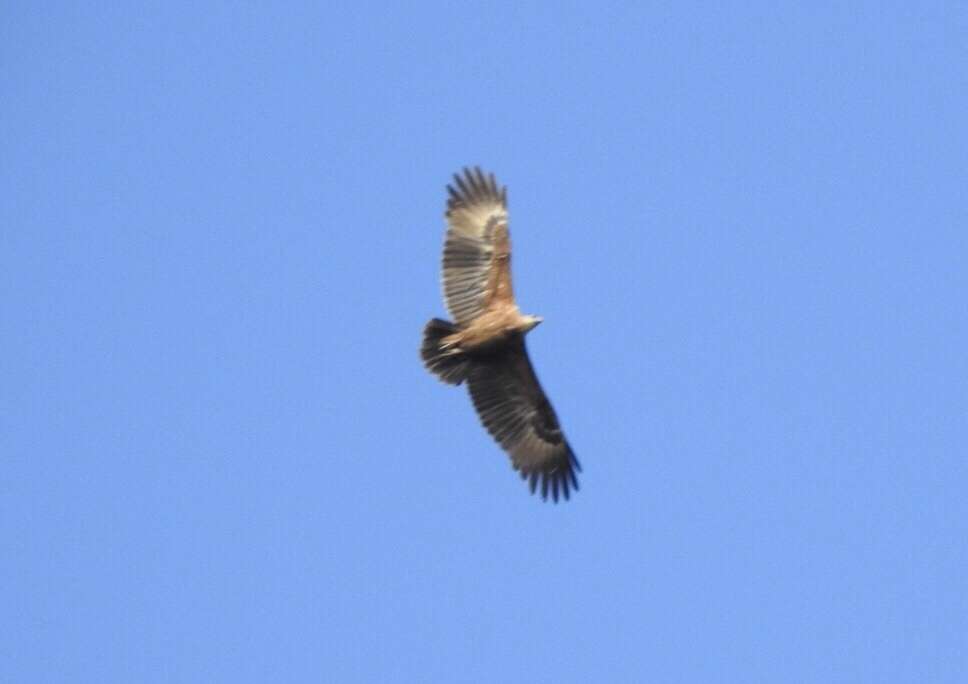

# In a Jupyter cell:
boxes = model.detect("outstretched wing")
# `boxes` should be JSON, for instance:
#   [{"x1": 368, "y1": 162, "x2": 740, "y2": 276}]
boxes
[
  {"x1": 466, "y1": 337, "x2": 581, "y2": 502},
  {"x1": 441, "y1": 167, "x2": 513, "y2": 325}
]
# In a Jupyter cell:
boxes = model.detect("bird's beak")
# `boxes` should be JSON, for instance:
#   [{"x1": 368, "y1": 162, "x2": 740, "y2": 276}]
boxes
[{"x1": 529, "y1": 316, "x2": 544, "y2": 330}]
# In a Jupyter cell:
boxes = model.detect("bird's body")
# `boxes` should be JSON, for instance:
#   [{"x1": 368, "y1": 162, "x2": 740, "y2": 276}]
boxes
[
  {"x1": 421, "y1": 168, "x2": 580, "y2": 502},
  {"x1": 439, "y1": 307, "x2": 538, "y2": 352}
]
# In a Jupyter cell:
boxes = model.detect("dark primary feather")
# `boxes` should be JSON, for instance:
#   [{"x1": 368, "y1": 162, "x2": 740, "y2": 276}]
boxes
[
  {"x1": 446, "y1": 166, "x2": 506, "y2": 213},
  {"x1": 465, "y1": 335, "x2": 581, "y2": 502}
]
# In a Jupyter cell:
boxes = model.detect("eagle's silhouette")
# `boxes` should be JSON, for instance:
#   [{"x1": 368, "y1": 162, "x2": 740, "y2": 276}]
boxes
[{"x1": 421, "y1": 168, "x2": 580, "y2": 502}]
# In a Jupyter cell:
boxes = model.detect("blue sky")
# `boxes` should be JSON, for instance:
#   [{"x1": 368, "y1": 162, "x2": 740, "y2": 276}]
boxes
[{"x1": 3, "y1": 3, "x2": 966, "y2": 682}]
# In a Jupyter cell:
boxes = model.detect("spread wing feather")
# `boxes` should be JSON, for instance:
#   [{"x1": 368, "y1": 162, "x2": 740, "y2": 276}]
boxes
[
  {"x1": 442, "y1": 167, "x2": 511, "y2": 324},
  {"x1": 466, "y1": 337, "x2": 581, "y2": 502}
]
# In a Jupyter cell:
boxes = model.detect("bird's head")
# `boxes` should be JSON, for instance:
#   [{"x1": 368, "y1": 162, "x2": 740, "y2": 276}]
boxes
[{"x1": 522, "y1": 315, "x2": 544, "y2": 333}]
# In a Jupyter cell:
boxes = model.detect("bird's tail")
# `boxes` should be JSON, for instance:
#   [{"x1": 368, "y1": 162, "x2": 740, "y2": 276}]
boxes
[{"x1": 421, "y1": 318, "x2": 471, "y2": 385}]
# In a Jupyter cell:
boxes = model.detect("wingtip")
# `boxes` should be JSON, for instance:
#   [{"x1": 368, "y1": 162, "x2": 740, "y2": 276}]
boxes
[
  {"x1": 535, "y1": 452, "x2": 581, "y2": 503},
  {"x1": 445, "y1": 166, "x2": 505, "y2": 212}
]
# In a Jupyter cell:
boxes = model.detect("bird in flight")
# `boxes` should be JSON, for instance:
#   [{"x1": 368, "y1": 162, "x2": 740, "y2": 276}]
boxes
[{"x1": 420, "y1": 167, "x2": 580, "y2": 502}]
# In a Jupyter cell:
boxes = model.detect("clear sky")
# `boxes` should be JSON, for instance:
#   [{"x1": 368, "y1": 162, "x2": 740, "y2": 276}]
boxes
[{"x1": 3, "y1": 3, "x2": 966, "y2": 682}]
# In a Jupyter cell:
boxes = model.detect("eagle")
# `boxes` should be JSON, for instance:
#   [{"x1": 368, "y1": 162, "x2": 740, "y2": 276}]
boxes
[{"x1": 420, "y1": 167, "x2": 581, "y2": 502}]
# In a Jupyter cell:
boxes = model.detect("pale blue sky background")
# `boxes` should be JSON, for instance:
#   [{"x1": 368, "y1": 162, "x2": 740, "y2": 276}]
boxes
[{"x1": 3, "y1": 3, "x2": 967, "y2": 682}]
